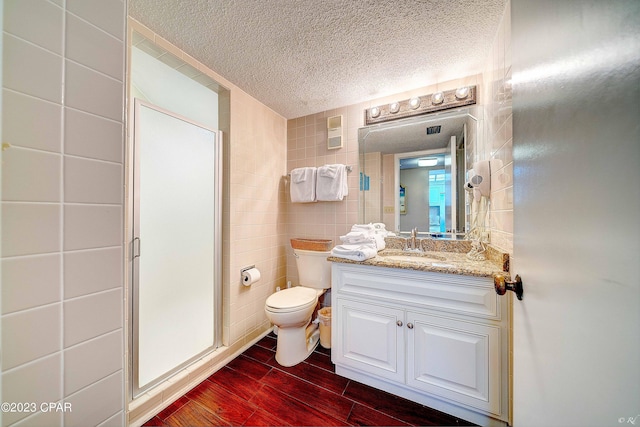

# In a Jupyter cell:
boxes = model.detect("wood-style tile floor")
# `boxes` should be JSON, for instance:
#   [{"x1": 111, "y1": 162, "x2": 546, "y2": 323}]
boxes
[{"x1": 143, "y1": 333, "x2": 476, "y2": 426}]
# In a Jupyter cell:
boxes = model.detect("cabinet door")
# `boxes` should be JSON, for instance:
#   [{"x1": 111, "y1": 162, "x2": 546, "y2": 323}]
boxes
[
  {"x1": 407, "y1": 312, "x2": 501, "y2": 415},
  {"x1": 335, "y1": 299, "x2": 405, "y2": 383}
]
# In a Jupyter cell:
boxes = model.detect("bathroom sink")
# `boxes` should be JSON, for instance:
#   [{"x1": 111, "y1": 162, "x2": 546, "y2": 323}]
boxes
[{"x1": 379, "y1": 252, "x2": 446, "y2": 264}]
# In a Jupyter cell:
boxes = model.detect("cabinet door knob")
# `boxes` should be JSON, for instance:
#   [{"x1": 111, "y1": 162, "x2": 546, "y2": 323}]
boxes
[
  {"x1": 407, "y1": 323, "x2": 414, "y2": 329},
  {"x1": 396, "y1": 320, "x2": 403, "y2": 327}
]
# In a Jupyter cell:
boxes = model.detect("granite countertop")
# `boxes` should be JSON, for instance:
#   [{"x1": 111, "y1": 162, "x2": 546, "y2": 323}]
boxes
[{"x1": 328, "y1": 237, "x2": 510, "y2": 278}]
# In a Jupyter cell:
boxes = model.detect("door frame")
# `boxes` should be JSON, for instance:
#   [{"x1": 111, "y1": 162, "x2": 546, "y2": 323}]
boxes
[{"x1": 128, "y1": 98, "x2": 223, "y2": 397}]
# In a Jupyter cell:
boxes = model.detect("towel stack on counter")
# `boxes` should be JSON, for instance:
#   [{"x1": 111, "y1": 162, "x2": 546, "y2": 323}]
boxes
[{"x1": 331, "y1": 223, "x2": 396, "y2": 261}]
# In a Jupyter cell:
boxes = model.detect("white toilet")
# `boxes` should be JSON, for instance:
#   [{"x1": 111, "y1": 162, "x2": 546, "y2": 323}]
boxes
[{"x1": 265, "y1": 247, "x2": 332, "y2": 367}]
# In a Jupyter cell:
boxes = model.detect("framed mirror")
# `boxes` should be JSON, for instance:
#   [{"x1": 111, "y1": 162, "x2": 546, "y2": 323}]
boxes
[{"x1": 358, "y1": 107, "x2": 481, "y2": 238}]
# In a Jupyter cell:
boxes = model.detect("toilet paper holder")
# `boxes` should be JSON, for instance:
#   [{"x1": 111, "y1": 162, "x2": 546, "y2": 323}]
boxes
[
  {"x1": 241, "y1": 265, "x2": 255, "y2": 275},
  {"x1": 241, "y1": 265, "x2": 260, "y2": 286}
]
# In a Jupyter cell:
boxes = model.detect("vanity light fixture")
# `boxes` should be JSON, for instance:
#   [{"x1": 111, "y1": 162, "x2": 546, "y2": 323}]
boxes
[
  {"x1": 364, "y1": 86, "x2": 476, "y2": 125},
  {"x1": 418, "y1": 157, "x2": 439, "y2": 167},
  {"x1": 431, "y1": 91, "x2": 444, "y2": 105},
  {"x1": 455, "y1": 86, "x2": 470, "y2": 99}
]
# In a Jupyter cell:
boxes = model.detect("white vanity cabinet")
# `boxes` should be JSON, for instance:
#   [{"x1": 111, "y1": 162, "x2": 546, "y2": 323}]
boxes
[{"x1": 331, "y1": 263, "x2": 509, "y2": 427}]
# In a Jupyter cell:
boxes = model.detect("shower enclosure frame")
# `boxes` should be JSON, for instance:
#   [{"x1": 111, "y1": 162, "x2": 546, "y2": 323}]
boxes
[{"x1": 128, "y1": 99, "x2": 223, "y2": 398}]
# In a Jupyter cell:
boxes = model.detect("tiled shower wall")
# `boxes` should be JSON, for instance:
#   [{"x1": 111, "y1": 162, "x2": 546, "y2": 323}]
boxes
[
  {"x1": 1, "y1": 1, "x2": 126, "y2": 426},
  {"x1": 483, "y1": 0, "x2": 513, "y2": 255}
]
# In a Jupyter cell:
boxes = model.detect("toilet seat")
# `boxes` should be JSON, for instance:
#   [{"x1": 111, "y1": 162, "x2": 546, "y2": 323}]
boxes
[{"x1": 265, "y1": 286, "x2": 318, "y2": 313}]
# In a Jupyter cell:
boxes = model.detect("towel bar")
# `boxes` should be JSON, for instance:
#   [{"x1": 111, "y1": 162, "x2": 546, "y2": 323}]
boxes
[{"x1": 287, "y1": 165, "x2": 352, "y2": 177}]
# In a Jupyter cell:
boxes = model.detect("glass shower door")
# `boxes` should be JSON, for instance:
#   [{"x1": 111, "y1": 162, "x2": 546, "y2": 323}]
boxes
[{"x1": 132, "y1": 99, "x2": 221, "y2": 395}]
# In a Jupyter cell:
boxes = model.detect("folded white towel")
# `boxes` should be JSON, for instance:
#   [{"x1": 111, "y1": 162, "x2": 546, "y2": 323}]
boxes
[
  {"x1": 316, "y1": 164, "x2": 348, "y2": 201},
  {"x1": 351, "y1": 222, "x2": 388, "y2": 251},
  {"x1": 340, "y1": 231, "x2": 368, "y2": 241},
  {"x1": 331, "y1": 243, "x2": 378, "y2": 261},
  {"x1": 341, "y1": 227, "x2": 386, "y2": 250},
  {"x1": 372, "y1": 234, "x2": 385, "y2": 250},
  {"x1": 290, "y1": 167, "x2": 317, "y2": 203},
  {"x1": 351, "y1": 223, "x2": 375, "y2": 232}
]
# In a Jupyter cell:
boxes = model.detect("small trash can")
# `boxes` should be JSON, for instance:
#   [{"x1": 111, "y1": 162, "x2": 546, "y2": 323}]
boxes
[{"x1": 317, "y1": 307, "x2": 332, "y2": 349}]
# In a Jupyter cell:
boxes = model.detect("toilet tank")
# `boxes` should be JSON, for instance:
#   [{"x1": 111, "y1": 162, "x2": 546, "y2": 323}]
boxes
[{"x1": 293, "y1": 249, "x2": 332, "y2": 289}]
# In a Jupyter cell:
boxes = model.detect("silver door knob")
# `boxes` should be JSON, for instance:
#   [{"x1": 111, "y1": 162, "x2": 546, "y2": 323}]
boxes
[
  {"x1": 407, "y1": 323, "x2": 414, "y2": 329},
  {"x1": 396, "y1": 320, "x2": 403, "y2": 327}
]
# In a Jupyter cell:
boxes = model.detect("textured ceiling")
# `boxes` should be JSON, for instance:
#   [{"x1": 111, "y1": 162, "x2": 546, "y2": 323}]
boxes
[{"x1": 129, "y1": 0, "x2": 506, "y2": 119}]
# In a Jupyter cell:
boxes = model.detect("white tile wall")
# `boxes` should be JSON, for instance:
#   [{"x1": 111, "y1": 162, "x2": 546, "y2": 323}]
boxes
[
  {"x1": 64, "y1": 157, "x2": 122, "y2": 204},
  {"x1": 3, "y1": 0, "x2": 63, "y2": 54},
  {"x1": 63, "y1": 372, "x2": 124, "y2": 427},
  {"x1": 64, "y1": 108, "x2": 123, "y2": 162},
  {"x1": 2, "y1": 89, "x2": 62, "y2": 152},
  {"x1": 1, "y1": 304, "x2": 61, "y2": 370},
  {"x1": 63, "y1": 289, "x2": 122, "y2": 347},
  {"x1": 2, "y1": 34, "x2": 63, "y2": 103},
  {"x1": 64, "y1": 248, "x2": 122, "y2": 299},
  {"x1": 63, "y1": 205, "x2": 122, "y2": 250},
  {"x1": 483, "y1": 0, "x2": 514, "y2": 255},
  {"x1": 64, "y1": 61, "x2": 123, "y2": 122},
  {"x1": 2, "y1": 148, "x2": 61, "y2": 202},
  {"x1": 1, "y1": 203, "x2": 61, "y2": 257},
  {"x1": 65, "y1": 13, "x2": 124, "y2": 80},
  {"x1": 1, "y1": 354, "x2": 62, "y2": 426},
  {"x1": 11, "y1": 409, "x2": 62, "y2": 427},
  {"x1": 64, "y1": 330, "x2": 123, "y2": 395},
  {"x1": 1, "y1": 255, "x2": 61, "y2": 314},
  {"x1": 66, "y1": 0, "x2": 125, "y2": 41},
  {"x1": 1, "y1": 1, "x2": 126, "y2": 426}
]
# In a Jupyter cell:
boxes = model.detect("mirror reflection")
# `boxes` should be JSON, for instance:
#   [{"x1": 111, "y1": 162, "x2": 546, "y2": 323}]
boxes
[{"x1": 358, "y1": 108, "x2": 480, "y2": 238}]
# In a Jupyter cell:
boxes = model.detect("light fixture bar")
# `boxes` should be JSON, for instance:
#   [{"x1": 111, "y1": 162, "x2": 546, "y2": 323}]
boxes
[{"x1": 365, "y1": 86, "x2": 476, "y2": 125}]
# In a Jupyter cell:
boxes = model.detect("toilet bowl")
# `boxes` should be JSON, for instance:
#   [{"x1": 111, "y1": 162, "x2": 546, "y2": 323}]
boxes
[{"x1": 265, "y1": 246, "x2": 332, "y2": 367}]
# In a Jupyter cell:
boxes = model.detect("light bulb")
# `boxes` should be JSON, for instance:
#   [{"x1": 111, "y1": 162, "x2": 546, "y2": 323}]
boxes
[
  {"x1": 389, "y1": 102, "x2": 400, "y2": 113},
  {"x1": 370, "y1": 107, "x2": 380, "y2": 118},
  {"x1": 409, "y1": 97, "x2": 421, "y2": 109},
  {"x1": 431, "y1": 92, "x2": 444, "y2": 105},
  {"x1": 455, "y1": 87, "x2": 470, "y2": 99}
]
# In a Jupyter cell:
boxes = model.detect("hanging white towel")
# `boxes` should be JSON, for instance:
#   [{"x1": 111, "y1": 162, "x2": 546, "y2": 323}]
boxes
[
  {"x1": 316, "y1": 164, "x2": 348, "y2": 201},
  {"x1": 290, "y1": 167, "x2": 317, "y2": 203},
  {"x1": 331, "y1": 243, "x2": 378, "y2": 261}
]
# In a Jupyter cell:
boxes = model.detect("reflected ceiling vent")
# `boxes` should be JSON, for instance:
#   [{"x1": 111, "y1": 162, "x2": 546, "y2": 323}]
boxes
[{"x1": 426, "y1": 125, "x2": 441, "y2": 135}]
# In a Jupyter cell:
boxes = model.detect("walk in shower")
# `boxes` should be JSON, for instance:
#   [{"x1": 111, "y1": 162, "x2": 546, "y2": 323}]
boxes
[
  {"x1": 131, "y1": 99, "x2": 222, "y2": 396},
  {"x1": 128, "y1": 29, "x2": 226, "y2": 397}
]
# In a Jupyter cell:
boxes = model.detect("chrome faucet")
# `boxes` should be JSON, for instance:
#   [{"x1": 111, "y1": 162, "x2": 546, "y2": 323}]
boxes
[{"x1": 409, "y1": 227, "x2": 419, "y2": 251}]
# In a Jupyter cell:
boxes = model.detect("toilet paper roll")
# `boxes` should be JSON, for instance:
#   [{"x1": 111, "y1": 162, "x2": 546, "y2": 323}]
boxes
[{"x1": 241, "y1": 267, "x2": 261, "y2": 286}]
